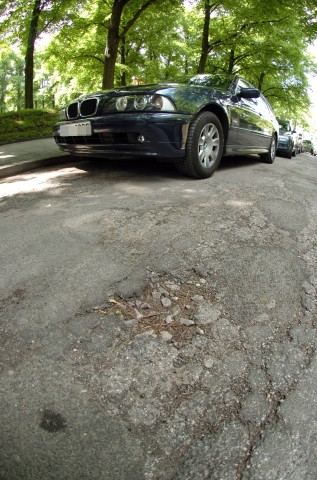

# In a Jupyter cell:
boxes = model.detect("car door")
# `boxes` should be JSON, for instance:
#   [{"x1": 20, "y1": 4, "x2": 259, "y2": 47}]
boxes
[
  {"x1": 256, "y1": 95, "x2": 277, "y2": 147},
  {"x1": 232, "y1": 79, "x2": 268, "y2": 151}
]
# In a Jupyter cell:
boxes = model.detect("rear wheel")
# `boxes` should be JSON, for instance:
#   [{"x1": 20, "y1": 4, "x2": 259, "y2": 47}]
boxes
[
  {"x1": 260, "y1": 134, "x2": 276, "y2": 164},
  {"x1": 175, "y1": 112, "x2": 224, "y2": 179}
]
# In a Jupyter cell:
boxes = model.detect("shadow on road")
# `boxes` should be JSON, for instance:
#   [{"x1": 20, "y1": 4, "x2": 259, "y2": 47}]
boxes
[{"x1": 66, "y1": 154, "x2": 261, "y2": 179}]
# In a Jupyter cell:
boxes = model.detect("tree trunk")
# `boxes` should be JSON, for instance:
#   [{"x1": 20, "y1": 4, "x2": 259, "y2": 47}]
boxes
[
  {"x1": 197, "y1": 0, "x2": 211, "y2": 73},
  {"x1": 24, "y1": 0, "x2": 41, "y2": 109},
  {"x1": 120, "y1": 37, "x2": 126, "y2": 86},
  {"x1": 258, "y1": 72, "x2": 265, "y2": 91},
  {"x1": 227, "y1": 49, "x2": 235, "y2": 74},
  {"x1": 102, "y1": 0, "x2": 159, "y2": 89},
  {"x1": 103, "y1": 0, "x2": 128, "y2": 89}
]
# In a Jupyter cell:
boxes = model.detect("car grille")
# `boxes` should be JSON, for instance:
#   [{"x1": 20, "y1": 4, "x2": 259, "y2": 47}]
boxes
[
  {"x1": 55, "y1": 132, "x2": 130, "y2": 145},
  {"x1": 67, "y1": 102, "x2": 78, "y2": 118},
  {"x1": 67, "y1": 98, "x2": 98, "y2": 119}
]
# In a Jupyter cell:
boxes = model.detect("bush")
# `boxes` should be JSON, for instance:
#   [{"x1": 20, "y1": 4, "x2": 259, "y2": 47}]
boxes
[{"x1": 0, "y1": 109, "x2": 60, "y2": 144}]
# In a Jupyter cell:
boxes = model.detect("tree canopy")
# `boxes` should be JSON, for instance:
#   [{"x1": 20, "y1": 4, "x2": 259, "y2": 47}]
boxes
[{"x1": 0, "y1": 0, "x2": 316, "y2": 125}]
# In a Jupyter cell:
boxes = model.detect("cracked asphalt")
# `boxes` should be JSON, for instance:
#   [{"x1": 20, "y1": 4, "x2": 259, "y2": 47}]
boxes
[{"x1": 0, "y1": 150, "x2": 316, "y2": 479}]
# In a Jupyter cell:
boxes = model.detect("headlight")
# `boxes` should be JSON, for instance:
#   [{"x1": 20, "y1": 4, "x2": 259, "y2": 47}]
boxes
[
  {"x1": 104, "y1": 94, "x2": 175, "y2": 113},
  {"x1": 134, "y1": 95, "x2": 147, "y2": 110},
  {"x1": 151, "y1": 95, "x2": 175, "y2": 111},
  {"x1": 152, "y1": 96, "x2": 163, "y2": 109},
  {"x1": 116, "y1": 96, "x2": 128, "y2": 111},
  {"x1": 59, "y1": 108, "x2": 67, "y2": 120}
]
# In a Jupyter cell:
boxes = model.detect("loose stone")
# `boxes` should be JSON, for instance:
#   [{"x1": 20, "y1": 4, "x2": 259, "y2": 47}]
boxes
[
  {"x1": 166, "y1": 283, "x2": 180, "y2": 291},
  {"x1": 191, "y1": 295, "x2": 204, "y2": 302},
  {"x1": 161, "y1": 331, "x2": 173, "y2": 341},
  {"x1": 140, "y1": 302, "x2": 151, "y2": 309},
  {"x1": 161, "y1": 297, "x2": 172, "y2": 308},
  {"x1": 203, "y1": 357, "x2": 214, "y2": 368},
  {"x1": 159, "y1": 288, "x2": 169, "y2": 296},
  {"x1": 194, "y1": 302, "x2": 221, "y2": 325},
  {"x1": 133, "y1": 308, "x2": 143, "y2": 319},
  {"x1": 196, "y1": 327, "x2": 205, "y2": 335},
  {"x1": 171, "y1": 305, "x2": 181, "y2": 318},
  {"x1": 179, "y1": 318, "x2": 195, "y2": 326},
  {"x1": 165, "y1": 315, "x2": 174, "y2": 324},
  {"x1": 152, "y1": 291, "x2": 161, "y2": 300}
]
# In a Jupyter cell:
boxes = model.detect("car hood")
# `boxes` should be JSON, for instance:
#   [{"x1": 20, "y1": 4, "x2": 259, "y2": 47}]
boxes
[
  {"x1": 63, "y1": 82, "x2": 230, "y2": 118},
  {"x1": 72, "y1": 82, "x2": 222, "y2": 101}
]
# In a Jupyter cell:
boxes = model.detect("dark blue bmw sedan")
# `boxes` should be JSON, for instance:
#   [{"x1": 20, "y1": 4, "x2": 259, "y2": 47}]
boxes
[{"x1": 53, "y1": 74, "x2": 279, "y2": 179}]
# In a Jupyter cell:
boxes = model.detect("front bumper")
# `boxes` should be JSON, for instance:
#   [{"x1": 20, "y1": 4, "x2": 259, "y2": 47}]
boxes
[
  {"x1": 276, "y1": 142, "x2": 292, "y2": 154},
  {"x1": 53, "y1": 112, "x2": 192, "y2": 159}
]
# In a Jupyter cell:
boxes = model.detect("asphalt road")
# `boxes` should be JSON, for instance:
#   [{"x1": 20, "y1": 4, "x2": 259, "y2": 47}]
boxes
[{"x1": 0, "y1": 151, "x2": 317, "y2": 479}]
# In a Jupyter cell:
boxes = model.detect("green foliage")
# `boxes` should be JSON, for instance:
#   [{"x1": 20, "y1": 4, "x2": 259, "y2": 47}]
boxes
[
  {"x1": 0, "y1": 109, "x2": 59, "y2": 143},
  {"x1": 0, "y1": 0, "x2": 316, "y2": 130},
  {"x1": 191, "y1": 0, "x2": 317, "y2": 123},
  {"x1": 0, "y1": 49, "x2": 25, "y2": 112},
  {"x1": 117, "y1": 1, "x2": 189, "y2": 85},
  {"x1": 43, "y1": 0, "x2": 184, "y2": 96}
]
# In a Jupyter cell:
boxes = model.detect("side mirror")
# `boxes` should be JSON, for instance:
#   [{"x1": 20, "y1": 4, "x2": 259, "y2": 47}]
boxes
[{"x1": 238, "y1": 87, "x2": 261, "y2": 99}]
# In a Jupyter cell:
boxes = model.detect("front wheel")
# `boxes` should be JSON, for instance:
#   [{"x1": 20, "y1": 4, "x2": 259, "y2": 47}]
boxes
[
  {"x1": 175, "y1": 112, "x2": 224, "y2": 179},
  {"x1": 260, "y1": 134, "x2": 276, "y2": 164}
]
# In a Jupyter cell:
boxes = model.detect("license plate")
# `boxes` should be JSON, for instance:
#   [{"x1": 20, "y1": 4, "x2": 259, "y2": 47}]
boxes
[{"x1": 60, "y1": 121, "x2": 92, "y2": 136}]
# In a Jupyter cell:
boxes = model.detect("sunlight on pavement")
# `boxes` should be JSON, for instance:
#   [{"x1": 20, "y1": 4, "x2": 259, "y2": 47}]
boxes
[
  {"x1": 118, "y1": 184, "x2": 158, "y2": 195},
  {"x1": 0, "y1": 153, "x2": 15, "y2": 160},
  {"x1": 0, "y1": 167, "x2": 86, "y2": 198},
  {"x1": 225, "y1": 200, "x2": 253, "y2": 207}
]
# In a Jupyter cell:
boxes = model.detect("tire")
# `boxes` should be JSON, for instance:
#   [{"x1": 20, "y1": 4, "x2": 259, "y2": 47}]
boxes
[
  {"x1": 260, "y1": 134, "x2": 277, "y2": 164},
  {"x1": 175, "y1": 111, "x2": 224, "y2": 179}
]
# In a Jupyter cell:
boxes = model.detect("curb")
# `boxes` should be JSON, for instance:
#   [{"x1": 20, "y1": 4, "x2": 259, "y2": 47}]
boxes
[
  {"x1": 0, "y1": 155, "x2": 71, "y2": 180},
  {"x1": 0, "y1": 136, "x2": 52, "y2": 147}
]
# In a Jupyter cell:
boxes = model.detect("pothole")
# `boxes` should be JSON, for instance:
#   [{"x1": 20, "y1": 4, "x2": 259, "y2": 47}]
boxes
[{"x1": 94, "y1": 270, "x2": 220, "y2": 344}]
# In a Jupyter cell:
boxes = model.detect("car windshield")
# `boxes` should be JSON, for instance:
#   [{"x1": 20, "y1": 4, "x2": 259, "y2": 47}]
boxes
[
  {"x1": 278, "y1": 120, "x2": 291, "y2": 131},
  {"x1": 186, "y1": 74, "x2": 234, "y2": 90}
]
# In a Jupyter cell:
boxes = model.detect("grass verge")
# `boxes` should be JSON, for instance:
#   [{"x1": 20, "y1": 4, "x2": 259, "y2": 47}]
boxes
[{"x1": 0, "y1": 109, "x2": 59, "y2": 144}]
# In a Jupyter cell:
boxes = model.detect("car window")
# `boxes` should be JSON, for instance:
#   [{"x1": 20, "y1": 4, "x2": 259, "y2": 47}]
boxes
[
  {"x1": 278, "y1": 119, "x2": 290, "y2": 130},
  {"x1": 262, "y1": 96, "x2": 275, "y2": 117},
  {"x1": 257, "y1": 96, "x2": 271, "y2": 117},
  {"x1": 237, "y1": 79, "x2": 253, "y2": 89}
]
